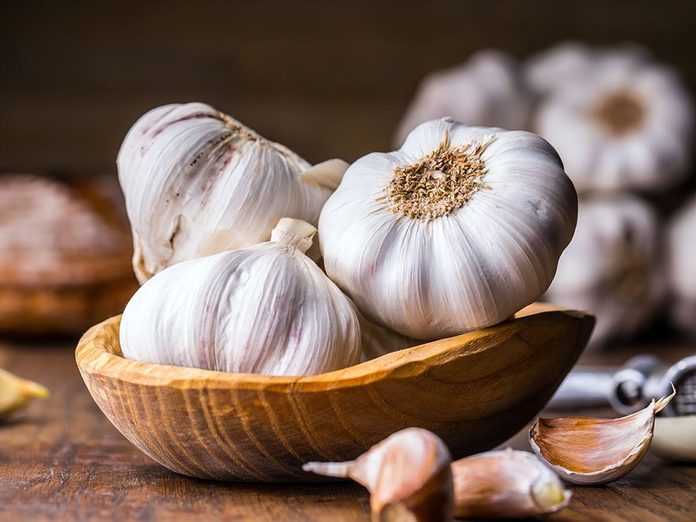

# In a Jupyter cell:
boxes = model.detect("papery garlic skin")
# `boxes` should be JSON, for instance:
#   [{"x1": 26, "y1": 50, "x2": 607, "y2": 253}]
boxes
[
  {"x1": 120, "y1": 218, "x2": 360, "y2": 376},
  {"x1": 668, "y1": 196, "x2": 696, "y2": 336},
  {"x1": 320, "y1": 118, "x2": 577, "y2": 340},
  {"x1": 452, "y1": 449, "x2": 570, "y2": 519},
  {"x1": 395, "y1": 51, "x2": 531, "y2": 146},
  {"x1": 118, "y1": 103, "x2": 346, "y2": 282},
  {"x1": 533, "y1": 48, "x2": 693, "y2": 193},
  {"x1": 544, "y1": 195, "x2": 663, "y2": 347}
]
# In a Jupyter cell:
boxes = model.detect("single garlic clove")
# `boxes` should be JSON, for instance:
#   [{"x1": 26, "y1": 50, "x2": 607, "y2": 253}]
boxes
[
  {"x1": 0, "y1": 368, "x2": 49, "y2": 418},
  {"x1": 304, "y1": 427, "x2": 454, "y2": 522},
  {"x1": 529, "y1": 389, "x2": 675, "y2": 485},
  {"x1": 651, "y1": 415, "x2": 696, "y2": 462},
  {"x1": 452, "y1": 449, "x2": 570, "y2": 519}
]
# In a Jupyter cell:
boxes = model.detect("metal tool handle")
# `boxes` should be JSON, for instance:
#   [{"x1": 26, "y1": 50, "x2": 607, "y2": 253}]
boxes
[{"x1": 548, "y1": 355, "x2": 663, "y2": 414}]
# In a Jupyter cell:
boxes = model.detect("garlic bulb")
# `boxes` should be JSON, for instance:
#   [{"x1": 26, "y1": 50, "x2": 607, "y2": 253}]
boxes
[
  {"x1": 544, "y1": 195, "x2": 663, "y2": 347},
  {"x1": 530, "y1": 390, "x2": 674, "y2": 485},
  {"x1": 117, "y1": 102, "x2": 347, "y2": 282},
  {"x1": 668, "y1": 196, "x2": 696, "y2": 336},
  {"x1": 319, "y1": 118, "x2": 577, "y2": 340},
  {"x1": 525, "y1": 42, "x2": 648, "y2": 97},
  {"x1": 533, "y1": 47, "x2": 693, "y2": 193},
  {"x1": 304, "y1": 427, "x2": 454, "y2": 522},
  {"x1": 395, "y1": 51, "x2": 531, "y2": 146},
  {"x1": 452, "y1": 449, "x2": 570, "y2": 518},
  {"x1": 120, "y1": 218, "x2": 360, "y2": 376}
]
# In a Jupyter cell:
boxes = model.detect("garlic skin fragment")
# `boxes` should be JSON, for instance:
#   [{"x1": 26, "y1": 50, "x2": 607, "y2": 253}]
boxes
[
  {"x1": 117, "y1": 102, "x2": 347, "y2": 282},
  {"x1": 0, "y1": 368, "x2": 49, "y2": 418},
  {"x1": 452, "y1": 449, "x2": 570, "y2": 519},
  {"x1": 319, "y1": 118, "x2": 577, "y2": 340},
  {"x1": 533, "y1": 47, "x2": 693, "y2": 193},
  {"x1": 652, "y1": 415, "x2": 696, "y2": 462},
  {"x1": 544, "y1": 195, "x2": 663, "y2": 347},
  {"x1": 304, "y1": 427, "x2": 454, "y2": 522},
  {"x1": 120, "y1": 218, "x2": 360, "y2": 376},
  {"x1": 668, "y1": 196, "x2": 696, "y2": 336},
  {"x1": 395, "y1": 51, "x2": 531, "y2": 146},
  {"x1": 529, "y1": 391, "x2": 674, "y2": 485}
]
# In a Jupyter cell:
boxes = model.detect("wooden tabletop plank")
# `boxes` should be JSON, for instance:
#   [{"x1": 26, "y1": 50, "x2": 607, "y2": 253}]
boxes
[{"x1": 1, "y1": 341, "x2": 695, "y2": 521}]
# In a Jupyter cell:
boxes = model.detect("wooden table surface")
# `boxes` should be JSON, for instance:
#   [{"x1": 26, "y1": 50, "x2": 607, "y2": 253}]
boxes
[{"x1": 1, "y1": 337, "x2": 695, "y2": 521}]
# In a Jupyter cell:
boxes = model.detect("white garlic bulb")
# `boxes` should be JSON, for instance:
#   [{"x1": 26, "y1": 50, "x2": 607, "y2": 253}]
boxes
[
  {"x1": 319, "y1": 118, "x2": 577, "y2": 340},
  {"x1": 544, "y1": 195, "x2": 663, "y2": 347},
  {"x1": 117, "y1": 102, "x2": 347, "y2": 283},
  {"x1": 525, "y1": 42, "x2": 649, "y2": 97},
  {"x1": 668, "y1": 196, "x2": 696, "y2": 336},
  {"x1": 120, "y1": 218, "x2": 360, "y2": 376},
  {"x1": 395, "y1": 51, "x2": 531, "y2": 146},
  {"x1": 533, "y1": 48, "x2": 693, "y2": 193}
]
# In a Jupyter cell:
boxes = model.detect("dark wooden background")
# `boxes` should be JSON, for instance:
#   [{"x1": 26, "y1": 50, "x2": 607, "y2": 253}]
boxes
[{"x1": 1, "y1": 0, "x2": 695, "y2": 174}]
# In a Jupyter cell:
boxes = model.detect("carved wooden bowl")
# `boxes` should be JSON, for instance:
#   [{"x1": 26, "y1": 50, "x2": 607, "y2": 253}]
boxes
[{"x1": 75, "y1": 304, "x2": 593, "y2": 482}]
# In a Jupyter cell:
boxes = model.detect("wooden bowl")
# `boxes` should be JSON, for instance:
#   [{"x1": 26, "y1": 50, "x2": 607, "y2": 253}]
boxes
[{"x1": 75, "y1": 305, "x2": 593, "y2": 482}]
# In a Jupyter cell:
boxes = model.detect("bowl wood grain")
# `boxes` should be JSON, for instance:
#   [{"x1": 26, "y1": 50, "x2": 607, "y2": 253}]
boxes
[{"x1": 76, "y1": 305, "x2": 593, "y2": 482}]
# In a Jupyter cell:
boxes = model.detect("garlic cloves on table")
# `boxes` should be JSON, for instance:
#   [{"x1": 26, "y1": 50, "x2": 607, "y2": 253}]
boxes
[
  {"x1": 304, "y1": 427, "x2": 454, "y2": 522},
  {"x1": 319, "y1": 118, "x2": 577, "y2": 340},
  {"x1": 529, "y1": 390, "x2": 674, "y2": 485},
  {"x1": 120, "y1": 218, "x2": 360, "y2": 376},
  {"x1": 451, "y1": 449, "x2": 570, "y2": 519},
  {"x1": 544, "y1": 195, "x2": 663, "y2": 347},
  {"x1": 395, "y1": 51, "x2": 531, "y2": 146},
  {"x1": 0, "y1": 368, "x2": 48, "y2": 418},
  {"x1": 117, "y1": 102, "x2": 348, "y2": 282}
]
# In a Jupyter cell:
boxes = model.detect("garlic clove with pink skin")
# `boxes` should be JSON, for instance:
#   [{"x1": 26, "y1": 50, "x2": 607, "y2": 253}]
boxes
[
  {"x1": 304, "y1": 427, "x2": 454, "y2": 522},
  {"x1": 530, "y1": 389, "x2": 675, "y2": 485},
  {"x1": 451, "y1": 449, "x2": 570, "y2": 519}
]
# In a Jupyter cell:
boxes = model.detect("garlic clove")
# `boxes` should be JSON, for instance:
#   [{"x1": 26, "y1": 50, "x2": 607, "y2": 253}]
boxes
[
  {"x1": 304, "y1": 427, "x2": 454, "y2": 522},
  {"x1": 651, "y1": 415, "x2": 696, "y2": 462},
  {"x1": 299, "y1": 159, "x2": 349, "y2": 191},
  {"x1": 0, "y1": 368, "x2": 49, "y2": 418},
  {"x1": 529, "y1": 390, "x2": 674, "y2": 485},
  {"x1": 452, "y1": 449, "x2": 570, "y2": 519}
]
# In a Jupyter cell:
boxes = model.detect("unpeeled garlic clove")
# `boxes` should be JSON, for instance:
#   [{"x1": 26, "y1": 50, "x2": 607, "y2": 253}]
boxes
[
  {"x1": 452, "y1": 449, "x2": 570, "y2": 519},
  {"x1": 529, "y1": 390, "x2": 674, "y2": 485},
  {"x1": 304, "y1": 427, "x2": 453, "y2": 522},
  {"x1": 0, "y1": 368, "x2": 49, "y2": 418},
  {"x1": 651, "y1": 415, "x2": 696, "y2": 462}
]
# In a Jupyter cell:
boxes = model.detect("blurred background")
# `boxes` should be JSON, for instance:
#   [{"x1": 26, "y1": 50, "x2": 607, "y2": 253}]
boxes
[
  {"x1": 1, "y1": 0, "x2": 695, "y2": 170},
  {"x1": 1, "y1": 0, "x2": 696, "y2": 346}
]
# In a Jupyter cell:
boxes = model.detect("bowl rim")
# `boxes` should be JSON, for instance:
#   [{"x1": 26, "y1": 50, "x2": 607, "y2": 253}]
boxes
[{"x1": 75, "y1": 305, "x2": 591, "y2": 393}]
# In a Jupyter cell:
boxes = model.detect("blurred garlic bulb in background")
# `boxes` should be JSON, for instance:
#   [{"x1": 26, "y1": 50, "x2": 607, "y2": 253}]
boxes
[
  {"x1": 668, "y1": 196, "x2": 696, "y2": 336},
  {"x1": 534, "y1": 47, "x2": 693, "y2": 193},
  {"x1": 545, "y1": 195, "x2": 663, "y2": 347},
  {"x1": 320, "y1": 118, "x2": 577, "y2": 340},
  {"x1": 395, "y1": 51, "x2": 531, "y2": 146},
  {"x1": 525, "y1": 42, "x2": 649, "y2": 97},
  {"x1": 121, "y1": 218, "x2": 360, "y2": 376},
  {"x1": 118, "y1": 102, "x2": 347, "y2": 282}
]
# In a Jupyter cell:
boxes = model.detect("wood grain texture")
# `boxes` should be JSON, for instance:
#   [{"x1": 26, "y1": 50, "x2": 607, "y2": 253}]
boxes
[
  {"x1": 2, "y1": 339, "x2": 696, "y2": 521},
  {"x1": 75, "y1": 307, "x2": 593, "y2": 481}
]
